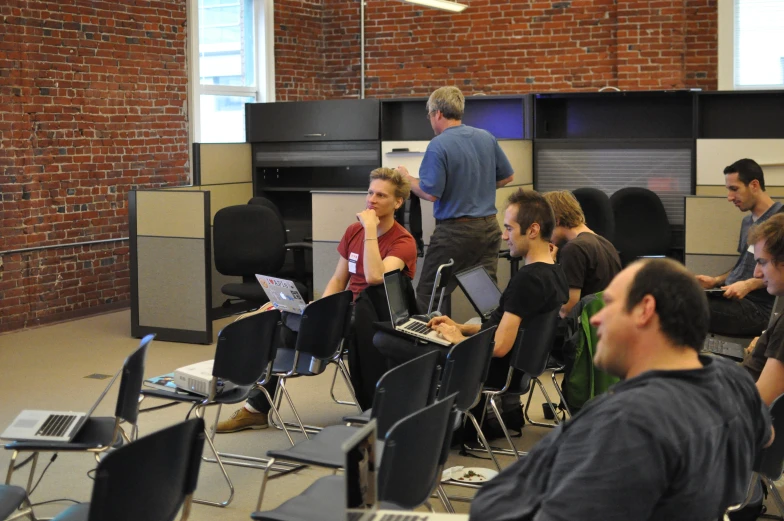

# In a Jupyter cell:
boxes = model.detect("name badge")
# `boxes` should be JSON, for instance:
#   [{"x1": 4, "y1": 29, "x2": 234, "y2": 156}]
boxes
[
  {"x1": 348, "y1": 261, "x2": 357, "y2": 274},
  {"x1": 349, "y1": 252, "x2": 359, "y2": 261}
]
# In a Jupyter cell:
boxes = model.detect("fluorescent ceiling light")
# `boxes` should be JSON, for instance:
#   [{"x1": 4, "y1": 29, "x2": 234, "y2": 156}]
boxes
[{"x1": 400, "y1": 0, "x2": 467, "y2": 13}]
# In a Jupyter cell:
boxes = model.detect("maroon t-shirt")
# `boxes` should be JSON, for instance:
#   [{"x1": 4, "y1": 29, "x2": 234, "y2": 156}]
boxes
[{"x1": 337, "y1": 221, "x2": 417, "y2": 300}]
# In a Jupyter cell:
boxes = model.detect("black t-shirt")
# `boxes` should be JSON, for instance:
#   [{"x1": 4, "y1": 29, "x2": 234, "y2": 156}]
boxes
[
  {"x1": 743, "y1": 311, "x2": 784, "y2": 381},
  {"x1": 485, "y1": 262, "x2": 569, "y2": 328},
  {"x1": 559, "y1": 232, "x2": 621, "y2": 298}
]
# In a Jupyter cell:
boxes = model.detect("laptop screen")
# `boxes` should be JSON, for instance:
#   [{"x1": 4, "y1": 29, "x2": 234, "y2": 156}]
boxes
[
  {"x1": 383, "y1": 271, "x2": 410, "y2": 326},
  {"x1": 455, "y1": 266, "x2": 501, "y2": 317},
  {"x1": 343, "y1": 421, "x2": 377, "y2": 510}
]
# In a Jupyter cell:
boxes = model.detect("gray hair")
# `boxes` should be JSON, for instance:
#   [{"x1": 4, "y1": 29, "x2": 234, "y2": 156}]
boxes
[{"x1": 426, "y1": 86, "x2": 465, "y2": 120}]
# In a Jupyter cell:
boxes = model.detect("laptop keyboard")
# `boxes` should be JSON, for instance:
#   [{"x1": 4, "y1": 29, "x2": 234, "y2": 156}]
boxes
[
  {"x1": 403, "y1": 321, "x2": 432, "y2": 335},
  {"x1": 37, "y1": 414, "x2": 78, "y2": 437}
]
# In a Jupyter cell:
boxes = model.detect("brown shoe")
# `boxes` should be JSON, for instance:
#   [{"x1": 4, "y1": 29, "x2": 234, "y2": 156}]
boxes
[{"x1": 216, "y1": 408, "x2": 269, "y2": 433}]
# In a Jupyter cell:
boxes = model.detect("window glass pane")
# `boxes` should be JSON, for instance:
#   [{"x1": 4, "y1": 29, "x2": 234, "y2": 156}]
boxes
[
  {"x1": 199, "y1": 95, "x2": 254, "y2": 143},
  {"x1": 199, "y1": 0, "x2": 255, "y2": 87},
  {"x1": 734, "y1": 0, "x2": 784, "y2": 87}
]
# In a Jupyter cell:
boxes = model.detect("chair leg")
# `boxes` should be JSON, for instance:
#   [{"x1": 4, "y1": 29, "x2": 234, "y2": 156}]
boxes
[
  {"x1": 524, "y1": 376, "x2": 562, "y2": 428},
  {"x1": 550, "y1": 371, "x2": 572, "y2": 419},
  {"x1": 764, "y1": 476, "x2": 784, "y2": 517},
  {"x1": 335, "y1": 358, "x2": 363, "y2": 413},
  {"x1": 192, "y1": 407, "x2": 234, "y2": 508},
  {"x1": 256, "y1": 457, "x2": 276, "y2": 512},
  {"x1": 436, "y1": 484, "x2": 455, "y2": 513},
  {"x1": 465, "y1": 411, "x2": 502, "y2": 472},
  {"x1": 278, "y1": 378, "x2": 310, "y2": 440},
  {"x1": 488, "y1": 395, "x2": 520, "y2": 459}
]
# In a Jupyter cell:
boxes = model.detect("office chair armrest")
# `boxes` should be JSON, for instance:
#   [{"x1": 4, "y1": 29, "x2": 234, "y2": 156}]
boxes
[{"x1": 285, "y1": 242, "x2": 313, "y2": 250}]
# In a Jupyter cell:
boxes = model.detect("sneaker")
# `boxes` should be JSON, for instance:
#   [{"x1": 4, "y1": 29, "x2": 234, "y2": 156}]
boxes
[{"x1": 216, "y1": 408, "x2": 269, "y2": 433}]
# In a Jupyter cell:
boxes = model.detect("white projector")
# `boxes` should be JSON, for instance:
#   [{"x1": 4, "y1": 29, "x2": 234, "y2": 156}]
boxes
[{"x1": 174, "y1": 359, "x2": 214, "y2": 396}]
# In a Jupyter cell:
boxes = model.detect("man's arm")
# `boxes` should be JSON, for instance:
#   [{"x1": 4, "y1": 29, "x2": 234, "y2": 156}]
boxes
[
  {"x1": 560, "y1": 288, "x2": 582, "y2": 319},
  {"x1": 492, "y1": 311, "x2": 522, "y2": 358},
  {"x1": 758, "y1": 357, "x2": 784, "y2": 406},
  {"x1": 723, "y1": 277, "x2": 766, "y2": 300},
  {"x1": 397, "y1": 166, "x2": 438, "y2": 203},
  {"x1": 322, "y1": 257, "x2": 350, "y2": 298},
  {"x1": 696, "y1": 271, "x2": 730, "y2": 289},
  {"x1": 496, "y1": 174, "x2": 514, "y2": 188}
]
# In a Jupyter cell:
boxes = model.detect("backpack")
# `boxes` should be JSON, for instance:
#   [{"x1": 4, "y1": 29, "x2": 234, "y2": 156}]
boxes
[{"x1": 561, "y1": 292, "x2": 620, "y2": 412}]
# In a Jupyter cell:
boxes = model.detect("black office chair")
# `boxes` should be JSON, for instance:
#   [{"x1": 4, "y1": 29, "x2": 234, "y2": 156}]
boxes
[
  {"x1": 0, "y1": 484, "x2": 30, "y2": 521},
  {"x1": 49, "y1": 418, "x2": 206, "y2": 521},
  {"x1": 610, "y1": 187, "x2": 671, "y2": 266},
  {"x1": 572, "y1": 187, "x2": 615, "y2": 242},
  {"x1": 4, "y1": 335, "x2": 153, "y2": 499}
]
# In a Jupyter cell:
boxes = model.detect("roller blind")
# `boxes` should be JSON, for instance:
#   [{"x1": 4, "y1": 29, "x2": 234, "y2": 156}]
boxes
[{"x1": 734, "y1": 0, "x2": 784, "y2": 88}]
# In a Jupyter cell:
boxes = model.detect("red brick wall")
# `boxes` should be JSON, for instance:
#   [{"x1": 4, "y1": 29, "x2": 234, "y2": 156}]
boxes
[
  {"x1": 275, "y1": 0, "x2": 325, "y2": 100},
  {"x1": 278, "y1": 0, "x2": 717, "y2": 100},
  {"x1": 0, "y1": 0, "x2": 189, "y2": 333}
]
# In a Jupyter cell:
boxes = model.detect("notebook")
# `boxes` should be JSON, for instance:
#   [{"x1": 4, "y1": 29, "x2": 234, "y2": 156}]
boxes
[
  {"x1": 0, "y1": 334, "x2": 155, "y2": 443},
  {"x1": 255, "y1": 274, "x2": 308, "y2": 314},
  {"x1": 454, "y1": 265, "x2": 502, "y2": 320},
  {"x1": 383, "y1": 271, "x2": 451, "y2": 347}
]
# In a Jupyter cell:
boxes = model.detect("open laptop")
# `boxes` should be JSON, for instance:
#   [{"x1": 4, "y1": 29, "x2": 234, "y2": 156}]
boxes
[
  {"x1": 1, "y1": 334, "x2": 155, "y2": 443},
  {"x1": 454, "y1": 265, "x2": 502, "y2": 320},
  {"x1": 255, "y1": 274, "x2": 307, "y2": 314},
  {"x1": 383, "y1": 271, "x2": 451, "y2": 347},
  {"x1": 702, "y1": 333, "x2": 747, "y2": 360},
  {"x1": 344, "y1": 420, "x2": 468, "y2": 521}
]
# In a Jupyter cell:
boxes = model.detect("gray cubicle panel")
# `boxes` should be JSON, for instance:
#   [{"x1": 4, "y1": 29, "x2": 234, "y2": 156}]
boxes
[{"x1": 130, "y1": 189, "x2": 212, "y2": 344}]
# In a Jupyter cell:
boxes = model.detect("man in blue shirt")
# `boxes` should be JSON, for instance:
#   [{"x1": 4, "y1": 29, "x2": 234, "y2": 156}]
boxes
[{"x1": 398, "y1": 86, "x2": 514, "y2": 313}]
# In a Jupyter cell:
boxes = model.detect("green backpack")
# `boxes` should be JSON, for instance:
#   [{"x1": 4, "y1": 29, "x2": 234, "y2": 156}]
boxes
[{"x1": 562, "y1": 292, "x2": 620, "y2": 412}]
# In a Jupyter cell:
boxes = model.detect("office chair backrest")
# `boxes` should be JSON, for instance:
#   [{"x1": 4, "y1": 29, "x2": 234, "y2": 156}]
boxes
[
  {"x1": 509, "y1": 308, "x2": 561, "y2": 378},
  {"x1": 371, "y1": 350, "x2": 441, "y2": 438},
  {"x1": 438, "y1": 326, "x2": 496, "y2": 411},
  {"x1": 213, "y1": 310, "x2": 281, "y2": 386},
  {"x1": 249, "y1": 196, "x2": 288, "y2": 241},
  {"x1": 87, "y1": 418, "x2": 205, "y2": 521},
  {"x1": 377, "y1": 393, "x2": 458, "y2": 510},
  {"x1": 610, "y1": 187, "x2": 671, "y2": 265},
  {"x1": 296, "y1": 290, "x2": 353, "y2": 361},
  {"x1": 114, "y1": 335, "x2": 153, "y2": 426},
  {"x1": 758, "y1": 393, "x2": 784, "y2": 480},
  {"x1": 213, "y1": 205, "x2": 286, "y2": 277},
  {"x1": 572, "y1": 187, "x2": 615, "y2": 242}
]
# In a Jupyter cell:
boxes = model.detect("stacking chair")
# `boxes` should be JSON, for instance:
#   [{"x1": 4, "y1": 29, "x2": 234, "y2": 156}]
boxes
[
  {"x1": 251, "y1": 394, "x2": 459, "y2": 521},
  {"x1": 4, "y1": 335, "x2": 152, "y2": 502},
  {"x1": 140, "y1": 310, "x2": 299, "y2": 508},
  {"x1": 48, "y1": 418, "x2": 205, "y2": 521},
  {"x1": 478, "y1": 308, "x2": 561, "y2": 459},
  {"x1": 256, "y1": 350, "x2": 442, "y2": 510},
  {"x1": 0, "y1": 485, "x2": 30, "y2": 521}
]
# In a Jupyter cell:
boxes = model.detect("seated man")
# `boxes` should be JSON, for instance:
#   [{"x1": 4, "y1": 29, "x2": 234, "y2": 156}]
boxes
[
  {"x1": 543, "y1": 190, "x2": 621, "y2": 318},
  {"x1": 216, "y1": 167, "x2": 417, "y2": 433},
  {"x1": 696, "y1": 158, "x2": 782, "y2": 337},
  {"x1": 743, "y1": 213, "x2": 784, "y2": 406},
  {"x1": 428, "y1": 189, "x2": 568, "y2": 427},
  {"x1": 470, "y1": 258, "x2": 772, "y2": 521}
]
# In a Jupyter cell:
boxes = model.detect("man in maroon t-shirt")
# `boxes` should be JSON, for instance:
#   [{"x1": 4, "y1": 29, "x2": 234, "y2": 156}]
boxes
[{"x1": 217, "y1": 167, "x2": 417, "y2": 433}]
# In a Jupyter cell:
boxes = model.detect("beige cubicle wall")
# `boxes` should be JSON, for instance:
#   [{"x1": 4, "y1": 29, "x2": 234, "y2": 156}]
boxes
[{"x1": 696, "y1": 140, "x2": 784, "y2": 187}]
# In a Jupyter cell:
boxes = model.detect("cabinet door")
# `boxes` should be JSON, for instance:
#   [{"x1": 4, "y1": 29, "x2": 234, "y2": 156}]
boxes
[{"x1": 246, "y1": 99, "x2": 380, "y2": 142}]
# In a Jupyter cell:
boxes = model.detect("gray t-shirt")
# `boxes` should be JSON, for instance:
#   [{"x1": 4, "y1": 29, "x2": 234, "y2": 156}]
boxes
[{"x1": 469, "y1": 355, "x2": 771, "y2": 521}]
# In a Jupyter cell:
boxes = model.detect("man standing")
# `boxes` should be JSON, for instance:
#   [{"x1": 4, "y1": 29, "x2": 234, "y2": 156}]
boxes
[
  {"x1": 470, "y1": 258, "x2": 771, "y2": 521},
  {"x1": 397, "y1": 86, "x2": 514, "y2": 313},
  {"x1": 544, "y1": 190, "x2": 621, "y2": 318},
  {"x1": 696, "y1": 158, "x2": 782, "y2": 336}
]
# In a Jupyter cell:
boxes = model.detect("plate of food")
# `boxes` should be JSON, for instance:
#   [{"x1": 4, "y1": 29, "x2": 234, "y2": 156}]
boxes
[{"x1": 441, "y1": 466, "x2": 498, "y2": 483}]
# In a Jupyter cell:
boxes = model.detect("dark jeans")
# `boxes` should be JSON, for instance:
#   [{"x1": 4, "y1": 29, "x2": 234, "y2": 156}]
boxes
[
  {"x1": 416, "y1": 217, "x2": 501, "y2": 314},
  {"x1": 708, "y1": 296, "x2": 770, "y2": 337},
  {"x1": 247, "y1": 311, "x2": 301, "y2": 414}
]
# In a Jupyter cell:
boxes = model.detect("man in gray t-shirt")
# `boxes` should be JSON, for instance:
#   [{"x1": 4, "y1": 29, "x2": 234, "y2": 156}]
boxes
[
  {"x1": 696, "y1": 158, "x2": 782, "y2": 336},
  {"x1": 470, "y1": 259, "x2": 771, "y2": 521}
]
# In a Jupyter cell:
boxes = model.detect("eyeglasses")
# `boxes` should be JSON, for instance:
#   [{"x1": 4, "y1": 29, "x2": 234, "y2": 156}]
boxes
[{"x1": 425, "y1": 111, "x2": 435, "y2": 120}]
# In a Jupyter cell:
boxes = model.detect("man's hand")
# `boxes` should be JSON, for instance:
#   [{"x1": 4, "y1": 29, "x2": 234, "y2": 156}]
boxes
[
  {"x1": 396, "y1": 165, "x2": 412, "y2": 179},
  {"x1": 746, "y1": 336, "x2": 759, "y2": 355},
  {"x1": 722, "y1": 280, "x2": 753, "y2": 300},
  {"x1": 428, "y1": 315, "x2": 458, "y2": 329},
  {"x1": 696, "y1": 275, "x2": 717, "y2": 289},
  {"x1": 356, "y1": 209, "x2": 380, "y2": 231},
  {"x1": 431, "y1": 322, "x2": 465, "y2": 345}
]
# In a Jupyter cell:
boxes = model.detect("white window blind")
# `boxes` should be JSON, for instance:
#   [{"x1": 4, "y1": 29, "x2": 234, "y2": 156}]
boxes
[{"x1": 734, "y1": 0, "x2": 784, "y2": 89}]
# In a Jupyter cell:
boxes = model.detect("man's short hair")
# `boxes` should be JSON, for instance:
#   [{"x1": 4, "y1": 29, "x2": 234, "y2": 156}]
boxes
[
  {"x1": 724, "y1": 158, "x2": 766, "y2": 191},
  {"x1": 369, "y1": 167, "x2": 411, "y2": 201},
  {"x1": 749, "y1": 213, "x2": 784, "y2": 265},
  {"x1": 506, "y1": 189, "x2": 555, "y2": 241},
  {"x1": 543, "y1": 190, "x2": 586, "y2": 229},
  {"x1": 426, "y1": 87, "x2": 465, "y2": 120},
  {"x1": 625, "y1": 258, "x2": 709, "y2": 351}
]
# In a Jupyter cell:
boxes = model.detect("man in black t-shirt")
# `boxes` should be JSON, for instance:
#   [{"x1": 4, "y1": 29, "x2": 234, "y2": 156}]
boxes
[{"x1": 544, "y1": 190, "x2": 621, "y2": 318}]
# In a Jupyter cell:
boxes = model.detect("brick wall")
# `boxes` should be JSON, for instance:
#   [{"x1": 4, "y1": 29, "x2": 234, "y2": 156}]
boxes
[
  {"x1": 0, "y1": 0, "x2": 189, "y2": 333},
  {"x1": 278, "y1": 0, "x2": 717, "y2": 100},
  {"x1": 275, "y1": 0, "x2": 325, "y2": 100}
]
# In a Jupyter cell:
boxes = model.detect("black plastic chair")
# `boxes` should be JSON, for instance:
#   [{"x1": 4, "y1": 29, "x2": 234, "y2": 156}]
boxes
[
  {"x1": 610, "y1": 187, "x2": 671, "y2": 266},
  {"x1": 256, "y1": 350, "x2": 442, "y2": 511},
  {"x1": 140, "y1": 310, "x2": 295, "y2": 508},
  {"x1": 572, "y1": 187, "x2": 615, "y2": 243},
  {"x1": 49, "y1": 418, "x2": 205, "y2": 521},
  {"x1": 0, "y1": 484, "x2": 30, "y2": 521},
  {"x1": 251, "y1": 394, "x2": 459, "y2": 521},
  {"x1": 4, "y1": 335, "x2": 153, "y2": 502}
]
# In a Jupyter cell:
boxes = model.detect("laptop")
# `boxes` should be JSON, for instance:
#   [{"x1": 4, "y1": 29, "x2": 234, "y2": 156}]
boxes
[
  {"x1": 344, "y1": 420, "x2": 468, "y2": 521},
  {"x1": 1, "y1": 334, "x2": 155, "y2": 443},
  {"x1": 383, "y1": 271, "x2": 451, "y2": 347},
  {"x1": 454, "y1": 265, "x2": 502, "y2": 320},
  {"x1": 255, "y1": 274, "x2": 307, "y2": 314},
  {"x1": 702, "y1": 333, "x2": 747, "y2": 361}
]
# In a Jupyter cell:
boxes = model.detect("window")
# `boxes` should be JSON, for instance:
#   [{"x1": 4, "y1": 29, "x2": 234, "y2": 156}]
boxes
[
  {"x1": 189, "y1": 0, "x2": 274, "y2": 143},
  {"x1": 723, "y1": 0, "x2": 784, "y2": 90}
]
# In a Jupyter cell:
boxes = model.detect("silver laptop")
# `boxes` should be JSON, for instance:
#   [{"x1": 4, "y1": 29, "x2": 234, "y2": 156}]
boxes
[
  {"x1": 454, "y1": 265, "x2": 502, "y2": 320},
  {"x1": 383, "y1": 271, "x2": 451, "y2": 347},
  {"x1": 1, "y1": 334, "x2": 155, "y2": 443},
  {"x1": 255, "y1": 274, "x2": 307, "y2": 314}
]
